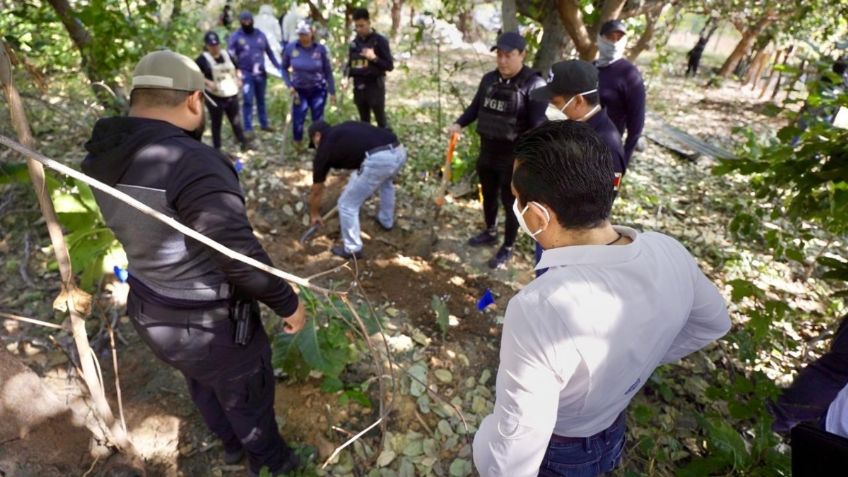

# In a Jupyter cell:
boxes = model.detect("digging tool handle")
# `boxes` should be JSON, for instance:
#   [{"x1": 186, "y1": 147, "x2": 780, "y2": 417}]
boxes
[{"x1": 435, "y1": 132, "x2": 459, "y2": 207}]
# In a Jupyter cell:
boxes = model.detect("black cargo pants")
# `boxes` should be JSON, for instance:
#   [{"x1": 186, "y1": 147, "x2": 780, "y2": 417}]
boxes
[
  {"x1": 353, "y1": 77, "x2": 388, "y2": 128},
  {"x1": 127, "y1": 291, "x2": 293, "y2": 474}
]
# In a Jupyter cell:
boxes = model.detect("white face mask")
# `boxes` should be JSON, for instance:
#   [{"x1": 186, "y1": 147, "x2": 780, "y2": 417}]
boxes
[
  {"x1": 513, "y1": 200, "x2": 550, "y2": 239},
  {"x1": 546, "y1": 89, "x2": 598, "y2": 122},
  {"x1": 597, "y1": 36, "x2": 626, "y2": 65}
]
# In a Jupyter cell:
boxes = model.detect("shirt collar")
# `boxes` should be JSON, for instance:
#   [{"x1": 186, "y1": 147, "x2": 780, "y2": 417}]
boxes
[{"x1": 534, "y1": 225, "x2": 640, "y2": 270}]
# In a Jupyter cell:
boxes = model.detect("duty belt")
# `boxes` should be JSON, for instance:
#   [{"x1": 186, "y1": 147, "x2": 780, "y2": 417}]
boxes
[{"x1": 365, "y1": 141, "x2": 401, "y2": 157}]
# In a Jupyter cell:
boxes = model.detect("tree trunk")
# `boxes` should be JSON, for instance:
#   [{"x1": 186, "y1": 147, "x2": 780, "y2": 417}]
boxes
[
  {"x1": 533, "y1": 0, "x2": 572, "y2": 75},
  {"x1": 390, "y1": 0, "x2": 403, "y2": 39},
  {"x1": 759, "y1": 47, "x2": 785, "y2": 98},
  {"x1": 771, "y1": 45, "x2": 793, "y2": 101},
  {"x1": 502, "y1": 0, "x2": 519, "y2": 32},
  {"x1": 46, "y1": 0, "x2": 127, "y2": 111},
  {"x1": 557, "y1": 0, "x2": 596, "y2": 60},
  {"x1": 626, "y1": 8, "x2": 662, "y2": 61},
  {"x1": 745, "y1": 42, "x2": 772, "y2": 88},
  {"x1": 409, "y1": 5, "x2": 415, "y2": 27},
  {"x1": 718, "y1": 10, "x2": 775, "y2": 78},
  {"x1": 457, "y1": 8, "x2": 471, "y2": 40}
]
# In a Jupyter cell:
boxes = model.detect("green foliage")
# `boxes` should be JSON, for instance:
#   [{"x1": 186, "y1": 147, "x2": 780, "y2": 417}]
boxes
[
  {"x1": 272, "y1": 288, "x2": 380, "y2": 406},
  {"x1": 0, "y1": 163, "x2": 122, "y2": 292},
  {"x1": 431, "y1": 294, "x2": 449, "y2": 338},
  {"x1": 715, "y1": 60, "x2": 848, "y2": 287}
]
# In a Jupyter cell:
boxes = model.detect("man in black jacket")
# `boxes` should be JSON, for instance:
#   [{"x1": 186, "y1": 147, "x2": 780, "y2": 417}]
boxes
[
  {"x1": 345, "y1": 7, "x2": 393, "y2": 128},
  {"x1": 82, "y1": 50, "x2": 304, "y2": 477},
  {"x1": 447, "y1": 32, "x2": 547, "y2": 269}
]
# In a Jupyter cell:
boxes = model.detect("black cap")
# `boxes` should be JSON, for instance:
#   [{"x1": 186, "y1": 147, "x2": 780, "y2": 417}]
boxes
[
  {"x1": 307, "y1": 120, "x2": 332, "y2": 148},
  {"x1": 204, "y1": 31, "x2": 220, "y2": 46},
  {"x1": 490, "y1": 31, "x2": 526, "y2": 52},
  {"x1": 600, "y1": 20, "x2": 626, "y2": 37},
  {"x1": 530, "y1": 60, "x2": 598, "y2": 102}
]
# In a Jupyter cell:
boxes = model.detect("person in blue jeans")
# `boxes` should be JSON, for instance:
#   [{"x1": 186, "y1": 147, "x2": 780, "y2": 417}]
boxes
[
  {"x1": 228, "y1": 11, "x2": 283, "y2": 133},
  {"x1": 306, "y1": 120, "x2": 406, "y2": 259},
  {"x1": 281, "y1": 21, "x2": 336, "y2": 150},
  {"x1": 472, "y1": 121, "x2": 730, "y2": 476}
]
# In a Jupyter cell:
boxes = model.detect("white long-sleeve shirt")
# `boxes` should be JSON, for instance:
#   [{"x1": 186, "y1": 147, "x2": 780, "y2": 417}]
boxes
[{"x1": 472, "y1": 226, "x2": 731, "y2": 477}]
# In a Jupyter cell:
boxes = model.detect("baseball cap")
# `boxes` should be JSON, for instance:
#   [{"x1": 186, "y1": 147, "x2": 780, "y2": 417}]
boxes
[
  {"x1": 204, "y1": 31, "x2": 220, "y2": 46},
  {"x1": 600, "y1": 20, "x2": 626, "y2": 37},
  {"x1": 296, "y1": 21, "x2": 311, "y2": 35},
  {"x1": 307, "y1": 120, "x2": 332, "y2": 148},
  {"x1": 490, "y1": 31, "x2": 526, "y2": 52},
  {"x1": 131, "y1": 50, "x2": 217, "y2": 107},
  {"x1": 239, "y1": 11, "x2": 253, "y2": 22},
  {"x1": 530, "y1": 60, "x2": 598, "y2": 102}
]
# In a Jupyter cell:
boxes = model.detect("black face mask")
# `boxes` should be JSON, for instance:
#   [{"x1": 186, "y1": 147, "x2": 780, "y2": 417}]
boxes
[{"x1": 241, "y1": 22, "x2": 254, "y2": 34}]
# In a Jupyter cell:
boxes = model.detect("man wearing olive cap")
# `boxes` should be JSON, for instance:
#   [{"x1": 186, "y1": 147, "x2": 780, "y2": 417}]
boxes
[{"x1": 81, "y1": 50, "x2": 304, "y2": 476}]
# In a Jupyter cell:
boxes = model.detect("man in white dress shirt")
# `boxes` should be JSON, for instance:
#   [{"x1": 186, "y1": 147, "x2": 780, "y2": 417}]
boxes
[{"x1": 472, "y1": 120, "x2": 731, "y2": 477}]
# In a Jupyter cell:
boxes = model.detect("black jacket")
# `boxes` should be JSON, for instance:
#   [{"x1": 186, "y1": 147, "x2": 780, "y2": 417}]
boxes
[
  {"x1": 82, "y1": 116, "x2": 298, "y2": 316},
  {"x1": 346, "y1": 30, "x2": 393, "y2": 82}
]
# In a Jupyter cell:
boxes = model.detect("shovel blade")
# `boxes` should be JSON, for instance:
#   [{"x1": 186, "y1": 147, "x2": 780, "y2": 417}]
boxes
[{"x1": 299, "y1": 224, "x2": 320, "y2": 245}]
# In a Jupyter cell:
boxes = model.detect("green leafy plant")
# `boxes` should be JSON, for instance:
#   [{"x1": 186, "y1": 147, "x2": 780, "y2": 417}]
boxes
[
  {"x1": 272, "y1": 288, "x2": 380, "y2": 406},
  {"x1": 431, "y1": 294, "x2": 449, "y2": 338},
  {"x1": 1, "y1": 163, "x2": 123, "y2": 292}
]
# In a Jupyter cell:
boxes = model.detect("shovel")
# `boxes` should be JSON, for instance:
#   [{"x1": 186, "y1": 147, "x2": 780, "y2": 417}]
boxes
[
  {"x1": 427, "y1": 132, "x2": 459, "y2": 247},
  {"x1": 298, "y1": 205, "x2": 338, "y2": 245}
]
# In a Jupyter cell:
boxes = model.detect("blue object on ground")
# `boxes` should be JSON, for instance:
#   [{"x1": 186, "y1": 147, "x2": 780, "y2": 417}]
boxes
[
  {"x1": 477, "y1": 288, "x2": 494, "y2": 311},
  {"x1": 235, "y1": 159, "x2": 244, "y2": 173}
]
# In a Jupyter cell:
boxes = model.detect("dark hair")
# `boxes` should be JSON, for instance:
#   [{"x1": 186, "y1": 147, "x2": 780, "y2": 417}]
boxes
[
  {"x1": 512, "y1": 120, "x2": 615, "y2": 229},
  {"x1": 352, "y1": 8, "x2": 370, "y2": 21},
  {"x1": 130, "y1": 88, "x2": 192, "y2": 108}
]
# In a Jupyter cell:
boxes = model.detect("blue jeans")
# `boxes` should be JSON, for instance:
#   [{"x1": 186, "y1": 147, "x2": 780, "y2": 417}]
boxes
[
  {"x1": 538, "y1": 413, "x2": 626, "y2": 477},
  {"x1": 241, "y1": 72, "x2": 268, "y2": 131},
  {"x1": 292, "y1": 87, "x2": 327, "y2": 142},
  {"x1": 337, "y1": 145, "x2": 407, "y2": 253}
]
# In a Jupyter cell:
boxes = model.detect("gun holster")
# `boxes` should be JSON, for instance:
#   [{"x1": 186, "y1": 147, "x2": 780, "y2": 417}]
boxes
[{"x1": 229, "y1": 298, "x2": 259, "y2": 346}]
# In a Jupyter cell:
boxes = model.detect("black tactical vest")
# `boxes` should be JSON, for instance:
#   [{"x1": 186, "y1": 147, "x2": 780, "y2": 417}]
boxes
[{"x1": 477, "y1": 68, "x2": 538, "y2": 142}]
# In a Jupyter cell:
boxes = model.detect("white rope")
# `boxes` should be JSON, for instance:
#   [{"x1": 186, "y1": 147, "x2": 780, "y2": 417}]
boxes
[{"x1": 0, "y1": 135, "x2": 334, "y2": 295}]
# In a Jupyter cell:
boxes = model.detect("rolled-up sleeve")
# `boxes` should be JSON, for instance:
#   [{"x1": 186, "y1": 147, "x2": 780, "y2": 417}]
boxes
[{"x1": 473, "y1": 298, "x2": 575, "y2": 476}]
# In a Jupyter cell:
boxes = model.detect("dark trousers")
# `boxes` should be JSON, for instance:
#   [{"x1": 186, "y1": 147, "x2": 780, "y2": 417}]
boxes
[
  {"x1": 127, "y1": 292, "x2": 293, "y2": 474},
  {"x1": 292, "y1": 87, "x2": 327, "y2": 142},
  {"x1": 686, "y1": 54, "x2": 702, "y2": 76},
  {"x1": 770, "y1": 314, "x2": 848, "y2": 433},
  {"x1": 477, "y1": 148, "x2": 518, "y2": 247},
  {"x1": 207, "y1": 95, "x2": 247, "y2": 149},
  {"x1": 538, "y1": 412, "x2": 626, "y2": 477},
  {"x1": 353, "y1": 78, "x2": 387, "y2": 128}
]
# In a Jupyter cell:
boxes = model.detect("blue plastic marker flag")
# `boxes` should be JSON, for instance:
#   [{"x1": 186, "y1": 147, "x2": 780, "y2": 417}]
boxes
[
  {"x1": 477, "y1": 288, "x2": 494, "y2": 311},
  {"x1": 234, "y1": 159, "x2": 244, "y2": 173},
  {"x1": 113, "y1": 266, "x2": 129, "y2": 283}
]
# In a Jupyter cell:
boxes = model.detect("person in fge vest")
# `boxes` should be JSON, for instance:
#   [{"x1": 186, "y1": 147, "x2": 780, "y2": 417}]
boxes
[
  {"x1": 447, "y1": 32, "x2": 548, "y2": 269},
  {"x1": 196, "y1": 31, "x2": 249, "y2": 152}
]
